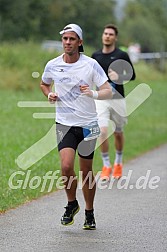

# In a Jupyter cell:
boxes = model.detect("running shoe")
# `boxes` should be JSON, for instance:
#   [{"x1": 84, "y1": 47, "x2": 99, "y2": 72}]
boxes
[
  {"x1": 112, "y1": 163, "x2": 122, "y2": 179},
  {"x1": 100, "y1": 166, "x2": 112, "y2": 180},
  {"x1": 61, "y1": 202, "x2": 80, "y2": 226},
  {"x1": 83, "y1": 212, "x2": 96, "y2": 230}
]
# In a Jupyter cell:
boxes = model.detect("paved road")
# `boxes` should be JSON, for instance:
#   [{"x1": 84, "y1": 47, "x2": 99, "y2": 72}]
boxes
[{"x1": 0, "y1": 144, "x2": 167, "y2": 252}]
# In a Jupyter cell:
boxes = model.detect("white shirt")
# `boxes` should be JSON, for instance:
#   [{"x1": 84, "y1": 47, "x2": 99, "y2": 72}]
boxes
[{"x1": 42, "y1": 53, "x2": 108, "y2": 126}]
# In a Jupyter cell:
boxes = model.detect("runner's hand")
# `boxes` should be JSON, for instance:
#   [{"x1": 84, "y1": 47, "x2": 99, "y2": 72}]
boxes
[
  {"x1": 80, "y1": 85, "x2": 93, "y2": 97},
  {"x1": 48, "y1": 92, "x2": 58, "y2": 103},
  {"x1": 108, "y1": 69, "x2": 119, "y2": 81}
]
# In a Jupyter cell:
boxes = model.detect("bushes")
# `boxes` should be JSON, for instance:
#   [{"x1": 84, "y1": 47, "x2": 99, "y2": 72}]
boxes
[{"x1": 0, "y1": 42, "x2": 56, "y2": 90}]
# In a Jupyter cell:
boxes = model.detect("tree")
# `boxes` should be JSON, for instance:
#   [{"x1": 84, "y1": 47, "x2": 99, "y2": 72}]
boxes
[
  {"x1": 47, "y1": 0, "x2": 116, "y2": 48},
  {"x1": 0, "y1": 0, "x2": 53, "y2": 41},
  {"x1": 0, "y1": 0, "x2": 116, "y2": 48},
  {"x1": 118, "y1": 0, "x2": 167, "y2": 52}
]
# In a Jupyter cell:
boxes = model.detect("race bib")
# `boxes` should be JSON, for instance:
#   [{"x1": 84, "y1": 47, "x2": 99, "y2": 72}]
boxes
[{"x1": 83, "y1": 121, "x2": 100, "y2": 141}]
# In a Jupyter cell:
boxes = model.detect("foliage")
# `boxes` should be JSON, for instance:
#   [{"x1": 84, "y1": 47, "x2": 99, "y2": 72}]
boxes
[
  {"x1": 0, "y1": 0, "x2": 52, "y2": 40},
  {"x1": 118, "y1": 0, "x2": 167, "y2": 52},
  {"x1": 0, "y1": 41, "x2": 56, "y2": 90},
  {"x1": 1, "y1": 0, "x2": 167, "y2": 51},
  {"x1": 0, "y1": 0, "x2": 115, "y2": 48}
]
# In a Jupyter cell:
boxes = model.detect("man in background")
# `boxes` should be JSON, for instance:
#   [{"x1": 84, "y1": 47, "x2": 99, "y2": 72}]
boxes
[{"x1": 92, "y1": 24, "x2": 136, "y2": 180}]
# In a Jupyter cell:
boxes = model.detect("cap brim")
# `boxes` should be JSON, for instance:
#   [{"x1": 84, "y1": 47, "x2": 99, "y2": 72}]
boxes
[{"x1": 79, "y1": 44, "x2": 84, "y2": 52}]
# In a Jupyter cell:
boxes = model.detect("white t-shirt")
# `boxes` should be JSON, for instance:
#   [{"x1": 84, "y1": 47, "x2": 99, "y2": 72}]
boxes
[{"x1": 42, "y1": 53, "x2": 108, "y2": 126}]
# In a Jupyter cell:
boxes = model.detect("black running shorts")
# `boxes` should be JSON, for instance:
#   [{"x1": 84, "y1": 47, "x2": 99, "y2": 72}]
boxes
[{"x1": 56, "y1": 123, "x2": 96, "y2": 159}]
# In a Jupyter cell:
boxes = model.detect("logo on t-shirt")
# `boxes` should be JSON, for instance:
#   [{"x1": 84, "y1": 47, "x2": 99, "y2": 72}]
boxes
[{"x1": 54, "y1": 68, "x2": 64, "y2": 72}]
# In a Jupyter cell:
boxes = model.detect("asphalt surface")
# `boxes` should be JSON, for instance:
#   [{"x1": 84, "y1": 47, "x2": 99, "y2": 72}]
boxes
[{"x1": 0, "y1": 144, "x2": 167, "y2": 252}]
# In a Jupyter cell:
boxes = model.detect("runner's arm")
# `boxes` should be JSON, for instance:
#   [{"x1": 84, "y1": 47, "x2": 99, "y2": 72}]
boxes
[
  {"x1": 97, "y1": 81, "x2": 112, "y2": 100},
  {"x1": 40, "y1": 81, "x2": 58, "y2": 102}
]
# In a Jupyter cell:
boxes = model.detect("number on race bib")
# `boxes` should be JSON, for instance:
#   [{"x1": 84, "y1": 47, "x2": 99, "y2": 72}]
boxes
[{"x1": 83, "y1": 121, "x2": 100, "y2": 141}]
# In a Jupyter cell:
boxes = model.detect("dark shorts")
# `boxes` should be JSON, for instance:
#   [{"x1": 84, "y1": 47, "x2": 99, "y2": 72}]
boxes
[{"x1": 56, "y1": 123, "x2": 97, "y2": 159}]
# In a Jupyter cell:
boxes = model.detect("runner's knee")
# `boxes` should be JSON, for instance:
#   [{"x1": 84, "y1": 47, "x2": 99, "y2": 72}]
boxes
[{"x1": 61, "y1": 162, "x2": 74, "y2": 177}]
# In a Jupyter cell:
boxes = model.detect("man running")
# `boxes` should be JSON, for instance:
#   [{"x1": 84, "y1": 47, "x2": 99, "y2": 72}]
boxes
[
  {"x1": 92, "y1": 24, "x2": 136, "y2": 180},
  {"x1": 40, "y1": 24, "x2": 112, "y2": 230}
]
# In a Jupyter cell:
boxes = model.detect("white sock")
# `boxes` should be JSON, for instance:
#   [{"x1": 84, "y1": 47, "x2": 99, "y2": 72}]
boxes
[
  {"x1": 114, "y1": 150, "x2": 123, "y2": 164},
  {"x1": 101, "y1": 152, "x2": 111, "y2": 168}
]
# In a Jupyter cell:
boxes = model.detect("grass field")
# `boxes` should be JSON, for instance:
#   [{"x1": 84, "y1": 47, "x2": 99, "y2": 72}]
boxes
[{"x1": 0, "y1": 42, "x2": 167, "y2": 212}]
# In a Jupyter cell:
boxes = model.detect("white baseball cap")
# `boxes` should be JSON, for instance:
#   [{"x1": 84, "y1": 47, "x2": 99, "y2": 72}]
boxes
[{"x1": 59, "y1": 24, "x2": 84, "y2": 52}]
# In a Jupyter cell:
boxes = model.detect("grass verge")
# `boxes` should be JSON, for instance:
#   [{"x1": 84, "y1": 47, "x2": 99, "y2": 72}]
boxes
[{"x1": 0, "y1": 42, "x2": 167, "y2": 212}]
